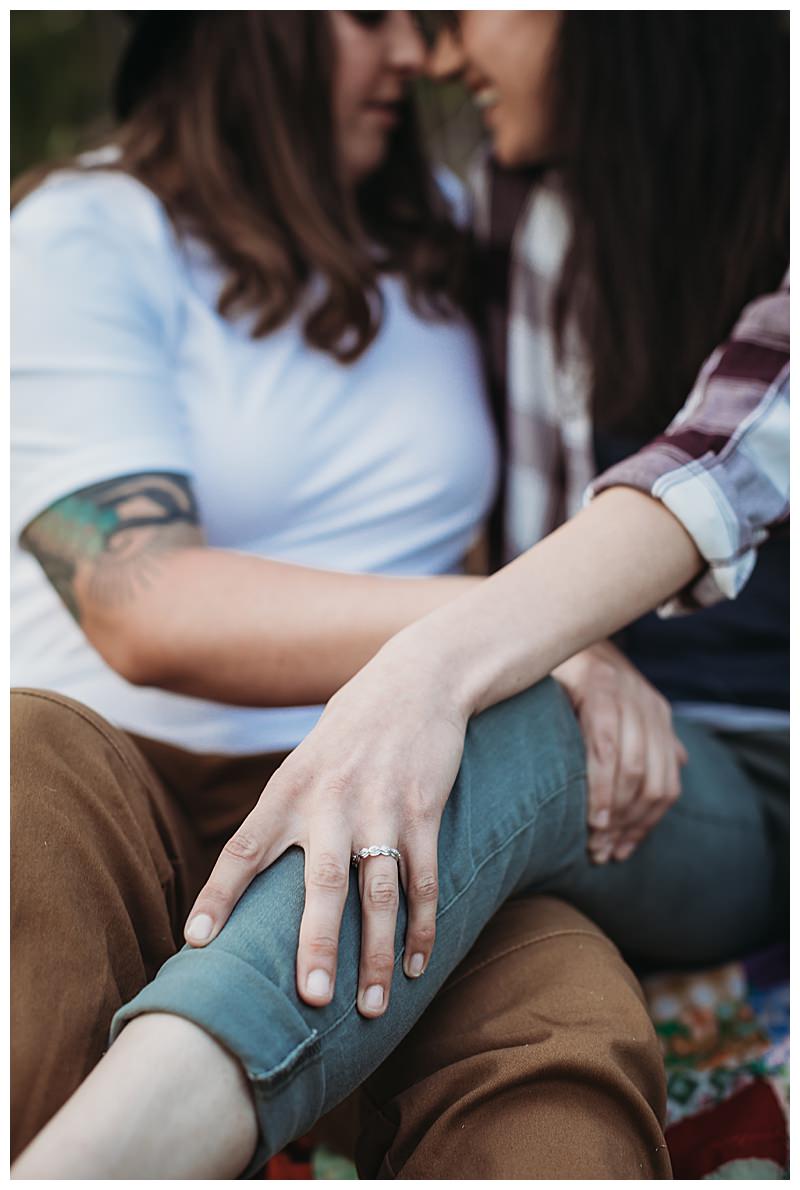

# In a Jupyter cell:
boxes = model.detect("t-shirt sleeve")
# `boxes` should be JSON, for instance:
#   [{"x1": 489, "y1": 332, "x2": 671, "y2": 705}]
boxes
[
  {"x1": 586, "y1": 276, "x2": 789, "y2": 617},
  {"x1": 11, "y1": 175, "x2": 191, "y2": 541}
]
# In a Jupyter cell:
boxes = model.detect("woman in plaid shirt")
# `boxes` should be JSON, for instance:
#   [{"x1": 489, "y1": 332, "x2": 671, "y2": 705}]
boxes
[{"x1": 17, "y1": 13, "x2": 788, "y2": 1179}]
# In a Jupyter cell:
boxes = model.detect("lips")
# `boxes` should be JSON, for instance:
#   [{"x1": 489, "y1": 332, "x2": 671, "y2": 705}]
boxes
[{"x1": 364, "y1": 100, "x2": 403, "y2": 126}]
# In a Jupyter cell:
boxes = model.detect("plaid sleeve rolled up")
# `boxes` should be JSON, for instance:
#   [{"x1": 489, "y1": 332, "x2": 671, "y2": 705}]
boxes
[{"x1": 587, "y1": 276, "x2": 789, "y2": 617}]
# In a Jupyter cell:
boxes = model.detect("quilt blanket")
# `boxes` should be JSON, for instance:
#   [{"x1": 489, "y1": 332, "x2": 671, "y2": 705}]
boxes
[{"x1": 642, "y1": 942, "x2": 789, "y2": 1180}]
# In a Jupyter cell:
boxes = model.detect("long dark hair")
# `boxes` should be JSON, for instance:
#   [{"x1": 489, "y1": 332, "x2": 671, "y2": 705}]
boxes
[
  {"x1": 550, "y1": 13, "x2": 789, "y2": 435},
  {"x1": 13, "y1": 13, "x2": 471, "y2": 363}
]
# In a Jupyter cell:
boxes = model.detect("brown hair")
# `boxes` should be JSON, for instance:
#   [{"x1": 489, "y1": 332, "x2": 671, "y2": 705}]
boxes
[
  {"x1": 550, "y1": 13, "x2": 789, "y2": 435},
  {"x1": 14, "y1": 13, "x2": 472, "y2": 362}
]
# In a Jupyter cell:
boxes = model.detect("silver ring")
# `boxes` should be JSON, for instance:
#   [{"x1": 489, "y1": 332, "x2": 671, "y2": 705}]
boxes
[{"x1": 351, "y1": 845, "x2": 402, "y2": 868}]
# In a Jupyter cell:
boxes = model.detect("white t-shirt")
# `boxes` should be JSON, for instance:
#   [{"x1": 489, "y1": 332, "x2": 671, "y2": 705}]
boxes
[{"x1": 11, "y1": 167, "x2": 499, "y2": 753}]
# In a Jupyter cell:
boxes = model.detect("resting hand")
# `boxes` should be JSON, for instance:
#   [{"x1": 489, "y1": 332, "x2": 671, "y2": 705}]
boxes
[
  {"x1": 553, "y1": 641, "x2": 687, "y2": 864},
  {"x1": 183, "y1": 639, "x2": 467, "y2": 1018}
]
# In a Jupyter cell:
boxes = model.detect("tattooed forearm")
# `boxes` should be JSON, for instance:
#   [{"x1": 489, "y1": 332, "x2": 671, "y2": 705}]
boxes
[{"x1": 20, "y1": 472, "x2": 205, "y2": 622}]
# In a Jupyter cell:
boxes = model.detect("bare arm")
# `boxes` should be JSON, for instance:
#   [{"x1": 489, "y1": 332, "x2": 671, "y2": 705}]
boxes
[
  {"x1": 392, "y1": 485, "x2": 703, "y2": 717},
  {"x1": 179, "y1": 484, "x2": 703, "y2": 1016},
  {"x1": 20, "y1": 471, "x2": 476, "y2": 707}
]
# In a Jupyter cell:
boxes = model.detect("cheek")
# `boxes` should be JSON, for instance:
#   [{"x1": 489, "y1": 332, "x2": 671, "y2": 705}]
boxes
[
  {"x1": 508, "y1": 13, "x2": 560, "y2": 105},
  {"x1": 494, "y1": 15, "x2": 561, "y2": 164},
  {"x1": 330, "y1": 18, "x2": 366, "y2": 128},
  {"x1": 333, "y1": 61, "x2": 369, "y2": 132},
  {"x1": 333, "y1": 77, "x2": 360, "y2": 132}
]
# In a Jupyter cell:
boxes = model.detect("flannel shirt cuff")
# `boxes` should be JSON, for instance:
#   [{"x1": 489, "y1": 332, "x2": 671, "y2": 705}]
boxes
[
  {"x1": 586, "y1": 362, "x2": 789, "y2": 618},
  {"x1": 586, "y1": 447, "x2": 764, "y2": 619}
]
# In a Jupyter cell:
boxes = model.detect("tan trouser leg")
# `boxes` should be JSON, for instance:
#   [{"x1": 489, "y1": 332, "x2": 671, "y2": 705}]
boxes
[
  {"x1": 10, "y1": 689, "x2": 209, "y2": 1158},
  {"x1": 11, "y1": 688, "x2": 287, "y2": 1161},
  {"x1": 356, "y1": 896, "x2": 672, "y2": 1179}
]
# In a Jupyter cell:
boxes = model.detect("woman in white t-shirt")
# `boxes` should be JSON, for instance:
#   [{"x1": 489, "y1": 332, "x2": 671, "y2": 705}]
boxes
[{"x1": 11, "y1": 12, "x2": 672, "y2": 1178}]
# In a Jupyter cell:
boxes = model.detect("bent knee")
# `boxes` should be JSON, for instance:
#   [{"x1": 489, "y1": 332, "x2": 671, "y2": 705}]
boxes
[
  {"x1": 12, "y1": 689, "x2": 113, "y2": 781},
  {"x1": 467, "y1": 678, "x2": 584, "y2": 778},
  {"x1": 11, "y1": 689, "x2": 145, "y2": 835},
  {"x1": 459, "y1": 682, "x2": 586, "y2": 850}
]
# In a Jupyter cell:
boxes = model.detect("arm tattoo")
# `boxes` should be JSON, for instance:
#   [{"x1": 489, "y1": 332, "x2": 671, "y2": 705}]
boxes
[{"x1": 20, "y1": 472, "x2": 205, "y2": 622}]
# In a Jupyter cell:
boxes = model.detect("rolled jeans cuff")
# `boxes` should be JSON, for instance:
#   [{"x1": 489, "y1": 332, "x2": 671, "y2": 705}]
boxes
[{"x1": 110, "y1": 946, "x2": 325, "y2": 1178}]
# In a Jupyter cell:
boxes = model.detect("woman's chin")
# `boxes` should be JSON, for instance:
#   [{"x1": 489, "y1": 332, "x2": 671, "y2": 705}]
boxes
[
  {"x1": 491, "y1": 139, "x2": 527, "y2": 169},
  {"x1": 342, "y1": 136, "x2": 391, "y2": 186},
  {"x1": 489, "y1": 118, "x2": 550, "y2": 170}
]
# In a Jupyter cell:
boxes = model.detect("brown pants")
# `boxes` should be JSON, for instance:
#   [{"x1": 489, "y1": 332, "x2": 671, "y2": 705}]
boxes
[{"x1": 11, "y1": 688, "x2": 671, "y2": 1177}]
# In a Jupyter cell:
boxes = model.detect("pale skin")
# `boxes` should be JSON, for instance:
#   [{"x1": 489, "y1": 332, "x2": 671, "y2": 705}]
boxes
[
  {"x1": 13, "y1": 488, "x2": 702, "y2": 1179},
  {"x1": 14, "y1": 10, "x2": 697, "y2": 1178},
  {"x1": 20, "y1": 472, "x2": 477, "y2": 705}
]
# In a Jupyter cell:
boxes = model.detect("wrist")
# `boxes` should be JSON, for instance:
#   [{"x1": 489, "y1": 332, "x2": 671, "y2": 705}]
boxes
[
  {"x1": 371, "y1": 618, "x2": 471, "y2": 718},
  {"x1": 378, "y1": 617, "x2": 484, "y2": 722}
]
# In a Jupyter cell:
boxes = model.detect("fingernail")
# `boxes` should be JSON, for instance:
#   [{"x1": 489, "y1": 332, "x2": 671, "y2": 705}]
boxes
[
  {"x1": 306, "y1": 969, "x2": 331, "y2": 998},
  {"x1": 408, "y1": 953, "x2": 425, "y2": 978},
  {"x1": 592, "y1": 846, "x2": 612, "y2": 865},
  {"x1": 186, "y1": 913, "x2": 214, "y2": 942},
  {"x1": 592, "y1": 810, "x2": 610, "y2": 830},
  {"x1": 364, "y1": 985, "x2": 384, "y2": 1010},
  {"x1": 615, "y1": 843, "x2": 635, "y2": 861}
]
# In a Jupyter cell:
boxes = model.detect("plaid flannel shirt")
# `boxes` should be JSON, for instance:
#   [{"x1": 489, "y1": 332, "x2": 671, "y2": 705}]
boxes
[
  {"x1": 588, "y1": 281, "x2": 789, "y2": 615},
  {"x1": 476, "y1": 165, "x2": 789, "y2": 616}
]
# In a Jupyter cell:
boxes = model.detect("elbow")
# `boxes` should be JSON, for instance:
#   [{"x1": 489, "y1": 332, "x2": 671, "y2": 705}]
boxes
[
  {"x1": 85, "y1": 620, "x2": 174, "y2": 689},
  {"x1": 112, "y1": 642, "x2": 166, "y2": 689}
]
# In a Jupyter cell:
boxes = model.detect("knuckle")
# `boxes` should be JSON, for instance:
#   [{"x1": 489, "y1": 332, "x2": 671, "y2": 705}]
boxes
[
  {"x1": 365, "y1": 950, "x2": 395, "y2": 973},
  {"x1": 592, "y1": 733, "x2": 617, "y2": 762},
  {"x1": 306, "y1": 934, "x2": 338, "y2": 960},
  {"x1": 222, "y1": 828, "x2": 262, "y2": 865},
  {"x1": 625, "y1": 755, "x2": 646, "y2": 782},
  {"x1": 410, "y1": 921, "x2": 436, "y2": 946},
  {"x1": 366, "y1": 877, "x2": 399, "y2": 910},
  {"x1": 410, "y1": 872, "x2": 439, "y2": 903},
  {"x1": 278, "y1": 773, "x2": 307, "y2": 803},
  {"x1": 321, "y1": 773, "x2": 351, "y2": 801},
  {"x1": 197, "y1": 881, "x2": 231, "y2": 907},
  {"x1": 308, "y1": 853, "x2": 348, "y2": 892},
  {"x1": 404, "y1": 790, "x2": 434, "y2": 826}
]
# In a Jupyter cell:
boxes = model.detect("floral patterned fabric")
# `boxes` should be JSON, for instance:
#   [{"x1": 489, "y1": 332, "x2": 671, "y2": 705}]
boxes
[{"x1": 643, "y1": 943, "x2": 789, "y2": 1179}]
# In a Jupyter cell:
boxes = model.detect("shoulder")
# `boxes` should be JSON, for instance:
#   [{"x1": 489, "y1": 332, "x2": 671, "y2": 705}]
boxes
[
  {"x1": 12, "y1": 163, "x2": 181, "y2": 285},
  {"x1": 12, "y1": 164, "x2": 184, "y2": 330}
]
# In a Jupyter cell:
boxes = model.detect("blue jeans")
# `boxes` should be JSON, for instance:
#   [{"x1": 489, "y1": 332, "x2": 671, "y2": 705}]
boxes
[{"x1": 110, "y1": 678, "x2": 787, "y2": 1172}]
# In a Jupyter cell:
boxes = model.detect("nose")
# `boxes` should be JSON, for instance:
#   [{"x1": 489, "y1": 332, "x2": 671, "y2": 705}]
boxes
[
  {"x1": 425, "y1": 25, "x2": 466, "y2": 81},
  {"x1": 385, "y1": 11, "x2": 427, "y2": 75}
]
